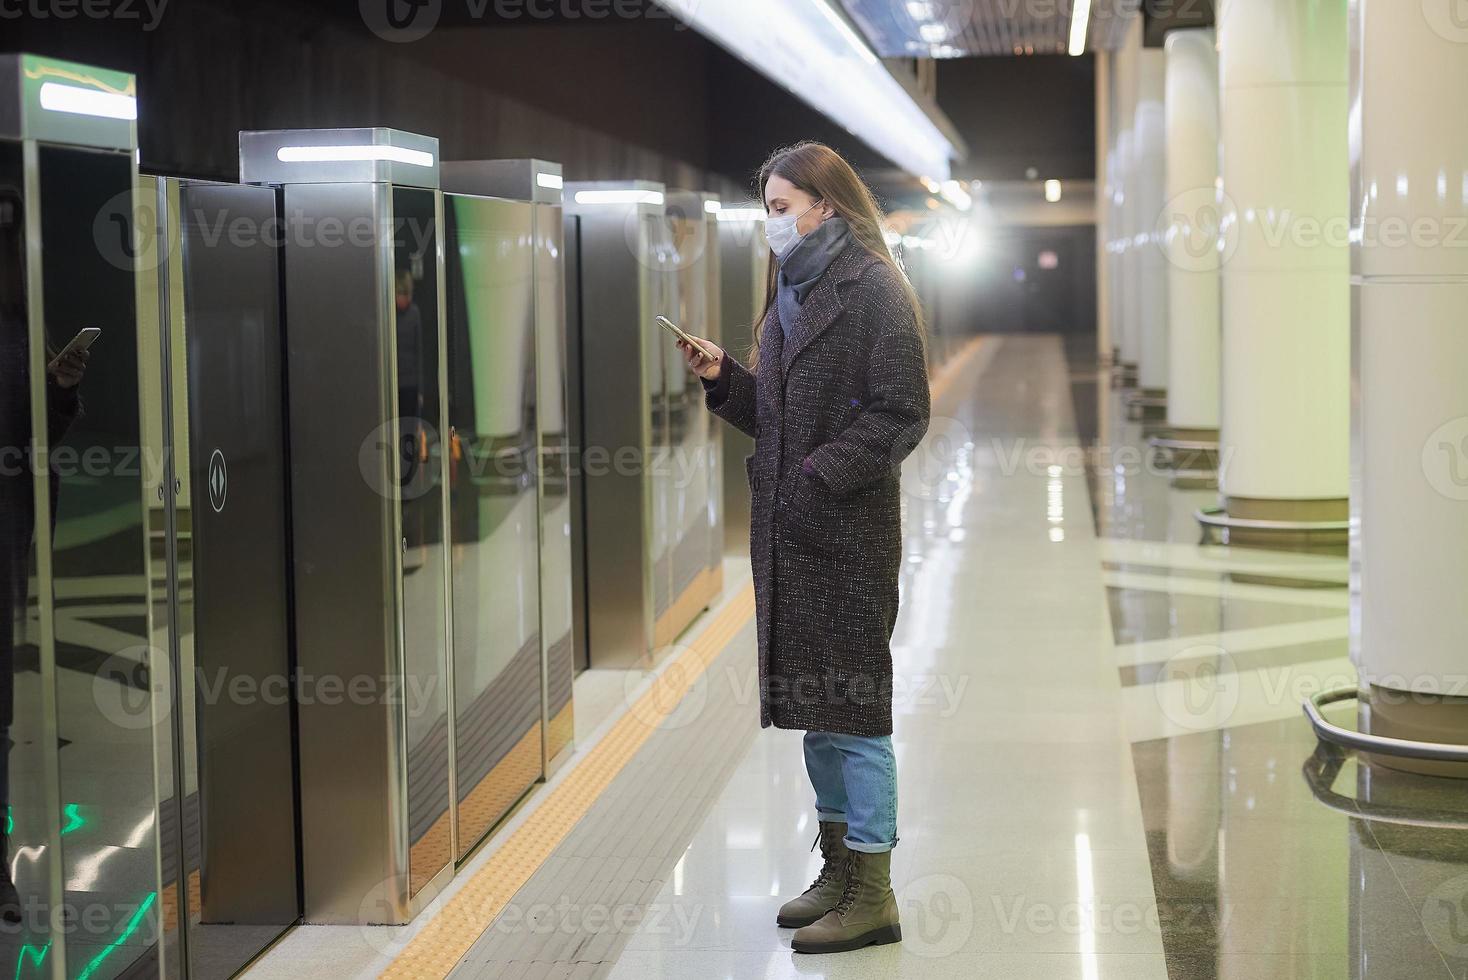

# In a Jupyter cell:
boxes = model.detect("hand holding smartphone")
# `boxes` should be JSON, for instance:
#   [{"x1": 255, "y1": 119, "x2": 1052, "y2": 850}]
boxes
[
  {"x1": 48, "y1": 327, "x2": 100, "y2": 389},
  {"x1": 49, "y1": 326, "x2": 101, "y2": 371},
  {"x1": 656, "y1": 315, "x2": 715, "y2": 361},
  {"x1": 657, "y1": 315, "x2": 724, "y2": 381}
]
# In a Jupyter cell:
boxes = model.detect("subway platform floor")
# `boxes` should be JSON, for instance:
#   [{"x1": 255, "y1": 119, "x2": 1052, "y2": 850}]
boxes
[{"x1": 247, "y1": 334, "x2": 1468, "y2": 980}]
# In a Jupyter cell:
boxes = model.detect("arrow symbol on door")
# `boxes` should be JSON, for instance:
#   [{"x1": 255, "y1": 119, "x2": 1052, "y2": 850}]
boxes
[{"x1": 208, "y1": 449, "x2": 228, "y2": 514}]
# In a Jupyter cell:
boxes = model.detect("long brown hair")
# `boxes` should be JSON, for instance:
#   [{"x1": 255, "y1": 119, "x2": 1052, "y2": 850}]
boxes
[{"x1": 749, "y1": 142, "x2": 924, "y2": 366}]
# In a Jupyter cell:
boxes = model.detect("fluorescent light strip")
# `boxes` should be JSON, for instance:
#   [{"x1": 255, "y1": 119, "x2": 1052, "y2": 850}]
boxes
[
  {"x1": 941, "y1": 179, "x2": 973, "y2": 211},
  {"x1": 715, "y1": 207, "x2": 767, "y2": 223},
  {"x1": 654, "y1": 0, "x2": 953, "y2": 180},
  {"x1": 276, "y1": 144, "x2": 435, "y2": 168},
  {"x1": 814, "y1": 0, "x2": 878, "y2": 65},
  {"x1": 537, "y1": 172, "x2": 564, "y2": 190},
  {"x1": 573, "y1": 190, "x2": 665, "y2": 206},
  {"x1": 1068, "y1": 0, "x2": 1092, "y2": 57},
  {"x1": 37, "y1": 82, "x2": 137, "y2": 121},
  {"x1": 704, "y1": 199, "x2": 723, "y2": 214}
]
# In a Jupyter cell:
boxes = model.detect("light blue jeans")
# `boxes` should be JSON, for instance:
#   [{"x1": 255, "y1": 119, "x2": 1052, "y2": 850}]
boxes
[{"x1": 803, "y1": 732, "x2": 899, "y2": 853}]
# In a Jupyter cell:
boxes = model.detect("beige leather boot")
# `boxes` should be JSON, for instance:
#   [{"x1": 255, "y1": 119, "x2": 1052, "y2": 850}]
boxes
[
  {"x1": 775, "y1": 820, "x2": 850, "y2": 928},
  {"x1": 790, "y1": 849, "x2": 902, "y2": 953}
]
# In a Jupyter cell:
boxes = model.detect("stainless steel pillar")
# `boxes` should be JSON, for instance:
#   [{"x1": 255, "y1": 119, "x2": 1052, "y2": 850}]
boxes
[
  {"x1": 241, "y1": 128, "x2": 455, "y2": 923},
  {"x1": 136, "y1": 174, "x2": 300, "y2": 976},
  {"x1": 563, "y1": 182, "x2": 675, "y2": 668},
  {"x1": 438, "y1": 159, "x2": 577, "y2": 865},
  {"x1": 0, "y1": 53, "x2": 164, "y2": 980}
]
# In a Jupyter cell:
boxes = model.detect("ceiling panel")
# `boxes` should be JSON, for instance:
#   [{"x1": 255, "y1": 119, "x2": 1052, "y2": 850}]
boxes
[{"x1": 842, "y1": 0, "x2": 1141, "y2": 58}]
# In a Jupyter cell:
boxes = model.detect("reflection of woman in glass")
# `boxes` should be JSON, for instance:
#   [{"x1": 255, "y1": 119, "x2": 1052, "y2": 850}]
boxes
[
  {"x1": 0, "y1": 186, "x2": 88, "y2": 920},
  {"x1": 395, "y1": 264, "x2": 427, "y2": 568}
]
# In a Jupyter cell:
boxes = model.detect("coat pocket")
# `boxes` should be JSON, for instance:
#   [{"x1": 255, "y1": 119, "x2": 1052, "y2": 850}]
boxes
[{"x1": 777, "y1": 469, "x2": 834, "y2": 553}]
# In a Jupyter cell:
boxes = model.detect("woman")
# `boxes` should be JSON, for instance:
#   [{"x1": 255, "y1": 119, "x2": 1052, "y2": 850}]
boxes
[{"x1": 676, "y1": 142, "x2": 930, "y2": 955}]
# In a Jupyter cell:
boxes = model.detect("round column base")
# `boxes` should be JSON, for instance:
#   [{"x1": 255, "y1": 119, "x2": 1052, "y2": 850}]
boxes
[
  {"x1": 1148, "y1": 430, "x2": 1219, "y2": 487},
  {"x1": 1124, "y1": 389, "x2": 1167, "y2": 421},
  {"x1": 1304, "y1": 687, "x2": 1468, "y2": 779},
  {"x1": 1195, "y1": 496, "x2": 1348, "y2": 554}
]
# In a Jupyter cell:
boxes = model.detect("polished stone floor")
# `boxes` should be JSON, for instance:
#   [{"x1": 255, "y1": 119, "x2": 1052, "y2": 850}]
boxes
[{"x1": 246, "y1": 333, "x2": 1468, "y2": 979}]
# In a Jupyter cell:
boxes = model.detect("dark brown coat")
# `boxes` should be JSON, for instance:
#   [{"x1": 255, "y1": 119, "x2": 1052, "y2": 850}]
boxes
[{"x1": 704, "y1": 244, "x2": 930, "y2": 736}]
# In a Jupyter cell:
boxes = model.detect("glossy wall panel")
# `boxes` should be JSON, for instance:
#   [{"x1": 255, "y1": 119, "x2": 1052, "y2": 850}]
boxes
[
  {"x1": 566, "y1": 183, "x2": 728, "y2": 667},
  {"x1": 443, "y1": 193, "x2": 542, "y2": 860},
  {"x1": 141, "y1": 178, "x2": 301, "y2": 978},
  {"x1": 282, "y1": 180, "x2": 408, "y2": 923},
  {"x1": 0, "y1": 137, "x2": 65, "y2": 979},
  {"x1": 534, "y1": 204, "x2": 575, "y2": 764},
  {"x1": 563, "y1": 187, "x2": 660, "y2": 668},
  {"x1": 39, "y1": 144, "x2": 162, "y2": 979},
  {"x1": 391, "y1": 186, "x2": 453, "y2": 897}
]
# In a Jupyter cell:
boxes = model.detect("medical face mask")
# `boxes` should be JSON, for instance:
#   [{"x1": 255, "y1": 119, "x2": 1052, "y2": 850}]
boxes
[{"x1": 764, "y1": 200, "x2": 821, "y2": 257}]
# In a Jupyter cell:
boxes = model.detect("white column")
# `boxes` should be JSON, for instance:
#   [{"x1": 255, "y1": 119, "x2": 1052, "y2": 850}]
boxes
[
  {"x1": 1161, "y1": 29, "x2": 1220, "y2": 437},
  {"x1": 1353, "y1": 0, "x2": 1468, "y2": 765},
  {"x1": 1113, "y1": 15, "x2": 1142, "y2": 373},
  {"x1": 1133, "y1": 47, "x2": 1168, "y2": 395},
  {"x1": 1095, "y1": 51, "x2": 1113, "y2": 365},
  {"x1": 1216, "y1": 0, "x2": 1349, "y2": 523}
]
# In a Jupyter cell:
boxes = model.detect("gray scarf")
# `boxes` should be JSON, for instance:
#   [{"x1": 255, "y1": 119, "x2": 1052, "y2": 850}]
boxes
[{"x1": 776, "y1": 216, "x2": 851, "y2": 337}]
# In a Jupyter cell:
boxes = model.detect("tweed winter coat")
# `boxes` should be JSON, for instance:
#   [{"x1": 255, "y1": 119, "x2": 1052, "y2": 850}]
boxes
[{"x1": 703, "y1": 243, "x2": 931, "y2": 737}]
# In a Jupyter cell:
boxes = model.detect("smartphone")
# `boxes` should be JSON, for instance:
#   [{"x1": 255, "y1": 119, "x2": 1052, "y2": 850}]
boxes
[
  {"x1": 656, "y1": 315, "x2": 714, "y2": 361},
  {"x1": 49, "y1": 326, "x2": 101, "y2": 369}
]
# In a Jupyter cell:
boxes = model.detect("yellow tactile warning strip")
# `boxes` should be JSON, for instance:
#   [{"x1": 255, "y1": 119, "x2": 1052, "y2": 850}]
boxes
[
  {"x1": 380, "y1": 583, "x2": 756, "y2": 980},
  {"x1": 406, "y1": 720, "x2": 548, "y2": 895},
  {"x1": 453, "y1": 723, "x2": 546, "y2": 858},
  {"x1": 652, "y1": 563, "x2": 721, "y2": 648},
  {"x1": 159, "y1": 868, "x2": 201, "y2": 935}
]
